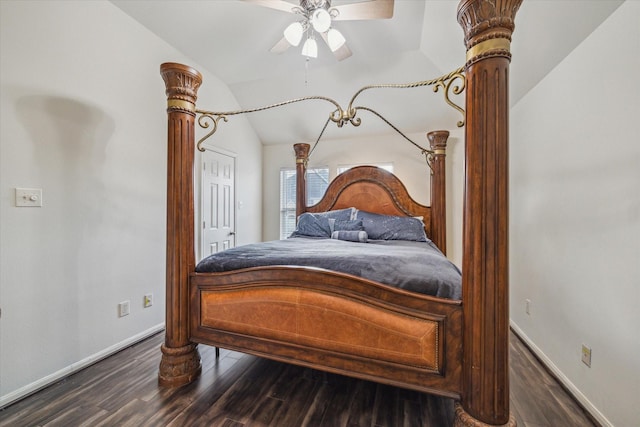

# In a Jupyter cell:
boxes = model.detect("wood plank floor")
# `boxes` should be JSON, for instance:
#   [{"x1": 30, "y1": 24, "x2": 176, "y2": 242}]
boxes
[{"x1": 0, "y1": 331, "x2": 595, "y2": 427}]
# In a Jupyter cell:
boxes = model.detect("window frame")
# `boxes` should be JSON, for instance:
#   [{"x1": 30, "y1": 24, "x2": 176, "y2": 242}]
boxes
[{"x1": 279, "y1": 166, "x2": 330, "y2": 239}]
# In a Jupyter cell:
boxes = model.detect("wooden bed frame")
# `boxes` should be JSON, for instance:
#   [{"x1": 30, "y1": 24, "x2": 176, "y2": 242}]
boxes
[{"x1": 158, "y1": 1, "x2": 523, "y2": 426}]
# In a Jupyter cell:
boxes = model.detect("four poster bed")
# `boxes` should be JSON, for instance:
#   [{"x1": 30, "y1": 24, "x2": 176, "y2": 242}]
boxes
[{"x1": 158, "y1": 1, "x2": 523, "y2": 426}]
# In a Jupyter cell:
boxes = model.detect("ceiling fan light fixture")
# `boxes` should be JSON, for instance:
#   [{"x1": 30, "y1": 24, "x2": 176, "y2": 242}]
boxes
[
  {"x1": 327, "y1": 28, "x2": 346, "y2": 52},
  {"x1": 301, "y1": 37, "x2": 318, "y2": 58},
  {"x1": 310, "y1": 8, "x2": 331, "y2": 33},
  {"x1": 283, "y1": 22, "x2": 304, "y2": 46}
]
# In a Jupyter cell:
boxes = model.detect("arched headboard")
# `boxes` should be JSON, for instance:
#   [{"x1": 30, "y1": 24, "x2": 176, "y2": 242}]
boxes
[{"x1": 294, "y1": 130, "x2": 449, "y2": 253}]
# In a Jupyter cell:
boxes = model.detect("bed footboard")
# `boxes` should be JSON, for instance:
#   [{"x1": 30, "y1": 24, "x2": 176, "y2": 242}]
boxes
[{"x1": 190, "y1": 268, "x2": 462, "y2": 397}]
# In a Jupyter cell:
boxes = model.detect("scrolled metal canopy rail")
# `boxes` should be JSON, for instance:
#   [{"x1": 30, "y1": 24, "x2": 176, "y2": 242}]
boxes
[{"x1": 194, "y1": 67, "x2": 466, "y2": 153}]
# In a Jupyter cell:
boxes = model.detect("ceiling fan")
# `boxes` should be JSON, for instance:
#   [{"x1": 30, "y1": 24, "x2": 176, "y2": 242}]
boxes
[{"x1": 244, "y1": 0, "x2": 394, "y2": 61}]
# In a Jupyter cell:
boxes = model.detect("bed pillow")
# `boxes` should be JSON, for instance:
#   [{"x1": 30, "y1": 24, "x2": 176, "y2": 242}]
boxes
[
  {"x1": 289, "y1": 208, "x2": 356, "y2": 238},
  {"x1": 355, "y1": 210, "x2": 428, "y2": 242},
  {"x1": 289, "y1": 213, "x2": 331, "y2": 238},
  {"x1": 331, "y1": 230, "x2": 368, "y2": 243},
  {"x1": 328, "y1": 219, "x2": 364, "y2": 233},
  {"x1": 319, "y1": 207, "x2": 356, "y2": 221}
]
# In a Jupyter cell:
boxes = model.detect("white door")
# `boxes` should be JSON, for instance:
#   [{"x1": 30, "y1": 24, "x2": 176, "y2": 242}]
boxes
[{"x1": 201, "y1": 149, "x2": 236, "y2": 258}]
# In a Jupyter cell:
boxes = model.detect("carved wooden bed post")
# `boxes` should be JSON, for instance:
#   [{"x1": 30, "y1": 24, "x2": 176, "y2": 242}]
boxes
[
  {"x1": 158, "y1": 62, "x2": 203, "y2": 387},
  {"x1": 427, "y1": 130, "x2": 449, "y2": 255},
  {"x1": 294, "y1": 143, "x2": 310, "y2": 218},
  {"x1": 455, "y1": 1, "x2": 522, "y2": 426}
]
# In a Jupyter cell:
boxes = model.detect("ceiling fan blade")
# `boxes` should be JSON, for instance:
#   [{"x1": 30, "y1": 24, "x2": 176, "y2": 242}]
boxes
[
  {"x1": 332, "y1": 42, "x2": 352, "y2": 61},
  {"x1": 320, "y1": 32, "x2": 352, "y2": 61},
  {"x1": 332, "y1": 0, "x2": 394, "y2": 21},
  {"x1": 242, "y1": 0, "x2": 299, "y2": 14},
  {"x1": 270, "y1": 36, "x2": 292, "y2": 54}
]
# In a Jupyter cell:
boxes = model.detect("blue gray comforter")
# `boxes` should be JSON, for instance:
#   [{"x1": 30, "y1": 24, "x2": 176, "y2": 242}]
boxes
[{"x1": 195, "y1": 237, "x2": 461, "y2": 300}]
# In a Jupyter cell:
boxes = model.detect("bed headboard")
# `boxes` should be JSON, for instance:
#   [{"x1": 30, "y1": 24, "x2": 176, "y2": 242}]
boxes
[{"x1": 294, "y1": 130, "x2": 449, "y2": 253}]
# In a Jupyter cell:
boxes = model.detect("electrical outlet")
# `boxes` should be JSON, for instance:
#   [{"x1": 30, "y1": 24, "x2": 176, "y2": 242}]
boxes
[
  {"x1": 143, "y1": 293, "x2": 153, "y2": 308},
  {"x1": 581, "y1": 344, "x2": 592, "y2": 367},
  {"x1": 118, "y1": 300, "x2": 130, "y2": 317},
  {"x1": 525, "y1": 299, "x2": 531, "y2": 315}
]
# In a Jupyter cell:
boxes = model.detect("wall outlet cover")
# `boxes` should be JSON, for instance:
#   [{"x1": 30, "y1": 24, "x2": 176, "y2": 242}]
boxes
[
  {"x1": 143, "y1": 293, "x2": 153, "y2": 308},
  {"x1": 581, "y1": 344, "x2": 592, "y2": 367}
]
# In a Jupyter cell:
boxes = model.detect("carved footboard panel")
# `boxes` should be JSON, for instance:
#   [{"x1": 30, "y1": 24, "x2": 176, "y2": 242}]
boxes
[{"x1": 190, "y1": 267, "x2": 463, "y2": 398}]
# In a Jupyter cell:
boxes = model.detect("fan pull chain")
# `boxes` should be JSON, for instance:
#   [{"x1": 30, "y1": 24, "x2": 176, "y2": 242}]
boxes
[{"x1": 304, "y1": 57, "x2": 309, "y2": 86}]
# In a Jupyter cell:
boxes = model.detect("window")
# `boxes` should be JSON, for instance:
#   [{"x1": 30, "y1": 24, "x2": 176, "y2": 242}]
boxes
[
  {"x1": 337, "y1": 163, "x2": 393, "y2": 174},
  {"x1": 279, "y1": 167, "x2": 330, "y2": 239}
]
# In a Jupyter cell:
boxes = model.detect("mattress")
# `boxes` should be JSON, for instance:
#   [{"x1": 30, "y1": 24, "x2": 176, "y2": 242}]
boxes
[{"x1": 195, "y1": 237, "x2": 461, "y2": 300}]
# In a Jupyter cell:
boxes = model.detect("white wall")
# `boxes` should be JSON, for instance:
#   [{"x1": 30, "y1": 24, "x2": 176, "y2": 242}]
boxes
[
  {"x1": 0, "y1": 0, "x2": 262, "y2": 406},
  {"x1": 509, "y1": 2, "x2": 640, "y2": 426},
  {"x1": 262, "y1": 129, "x2": 465, "y2": 267}
]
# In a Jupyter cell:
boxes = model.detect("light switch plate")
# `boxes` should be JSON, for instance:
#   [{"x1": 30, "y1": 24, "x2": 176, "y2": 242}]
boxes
[
  {"x1": 16, "y1": 188, "x2": 43, "y2": 207},
  {"x1": 118, "y1": 301, "x2": 130, "y2": 317}
]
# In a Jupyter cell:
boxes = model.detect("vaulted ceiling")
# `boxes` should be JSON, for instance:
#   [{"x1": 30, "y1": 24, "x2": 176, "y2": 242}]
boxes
[{"x1": 111, "y1": 0, "x2": 623, "y2": 146}]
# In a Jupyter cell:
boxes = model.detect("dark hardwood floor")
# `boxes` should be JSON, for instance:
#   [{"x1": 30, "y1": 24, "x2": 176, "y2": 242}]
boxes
[{"x1": 0, "y1": 331, "x2": 595, "y2": 427}]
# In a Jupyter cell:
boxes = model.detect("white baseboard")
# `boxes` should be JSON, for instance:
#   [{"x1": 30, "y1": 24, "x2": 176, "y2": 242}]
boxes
[
  {"x1": 1, "y1": 321, "x2": 615, "y2": 425},
  {"x1": 510, "y1": 321, "x2": 612, "y2": 427},
  {"x1": 0, "y1": 323, "x2": 165, "y2": 409}
]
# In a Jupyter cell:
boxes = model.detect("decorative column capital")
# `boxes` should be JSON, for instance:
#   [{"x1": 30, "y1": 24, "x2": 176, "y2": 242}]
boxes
[
  {"x1": 457, "y1": 0, "x2": 523, "y2": 64},
  {"x1": 160, "y1": 62, "x2": 203, "y2": 114},
  {"x1": 427, "y1": 130, "x2": 450, "y2": 154},
  {"x1": 294, "y1": 143, "x2": 310, "y2": 163}
]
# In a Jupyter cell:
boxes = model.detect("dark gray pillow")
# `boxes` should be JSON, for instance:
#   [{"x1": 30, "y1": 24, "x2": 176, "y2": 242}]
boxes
[
  {"x1": 289, "y1": 208, "x2": 356, "y2": 238},
  {"x1": 329, "y1": 219, "x2": 364, "y2": 233},
  {"x1": 355, "y1": 210, "x2": 428, "y2": 242},
  {"x1": 289, "y1": 213, "x2": 331, "y2": 238},
  {"x1": 331, "y1": 230, "x2": 368, "y2": 243},
  {"x1": 315, "y1": 207, "x2": 355, "y2": 221}
]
